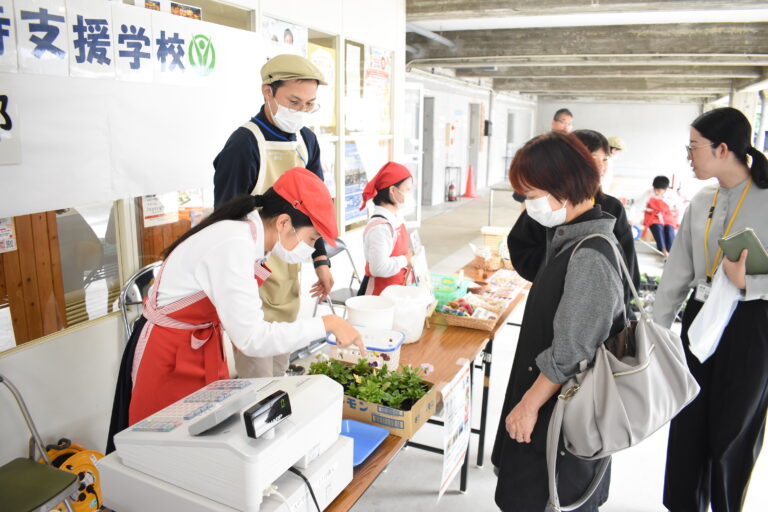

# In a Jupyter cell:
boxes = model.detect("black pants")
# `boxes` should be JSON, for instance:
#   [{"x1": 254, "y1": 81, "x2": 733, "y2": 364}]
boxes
[
  {"x1": 664, "y1": 299, "x2": 768, "y2": 512},
  {"x1": 649, "y1": 223, "x2": 675, "y2": 252}
]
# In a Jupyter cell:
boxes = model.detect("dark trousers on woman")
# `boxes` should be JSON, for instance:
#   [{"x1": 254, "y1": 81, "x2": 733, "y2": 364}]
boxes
[
  {"x1": 664, "y1": 299, "x2": 768, "y2": 512},
  {"x1": 649, "y1": 223, "x2": 675, "y2": 252}
]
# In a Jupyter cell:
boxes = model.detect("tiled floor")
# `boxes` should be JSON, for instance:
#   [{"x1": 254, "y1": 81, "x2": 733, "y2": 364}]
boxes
[{"x1": 301, "y1": 186, "x2": 767, "y2": 512}]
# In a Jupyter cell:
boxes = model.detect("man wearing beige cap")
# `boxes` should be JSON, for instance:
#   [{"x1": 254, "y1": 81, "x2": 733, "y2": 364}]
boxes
[{"x1": 213, "y1": 54, "x2": 333, "y2": 378}]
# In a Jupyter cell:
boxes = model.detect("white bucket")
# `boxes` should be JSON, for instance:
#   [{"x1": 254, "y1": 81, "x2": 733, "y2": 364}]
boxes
[
  {"x1": 381, "y1": 285, "x2": 434, "y2": 343},
  {"x1": 344, "y1": 295, "x2": 395, "y2": 330}
]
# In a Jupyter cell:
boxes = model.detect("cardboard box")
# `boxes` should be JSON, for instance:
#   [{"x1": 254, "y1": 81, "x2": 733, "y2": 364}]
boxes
[{"x1": 342, "y1": 383, "x2": 438, "y2": 439}]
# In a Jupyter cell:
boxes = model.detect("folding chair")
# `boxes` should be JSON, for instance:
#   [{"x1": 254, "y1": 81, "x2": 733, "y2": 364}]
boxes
[
  {"x1": 118, "y1": 262, "x2": 162, "y2": 339},
  {"x1": 0, "y1": 374, "x2": 77, "y2": 512},
  {"x1": 312, "y1": 238, "x2": 362, "y2": 318}
]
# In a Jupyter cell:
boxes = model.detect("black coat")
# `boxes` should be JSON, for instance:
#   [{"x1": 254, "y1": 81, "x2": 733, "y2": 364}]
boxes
[
  {"x1": 493, "y1": 207, "x2": 619, "y2": 511},
  {"x1": 507, "y1": 193, "x2": 640, "y2": 289}
]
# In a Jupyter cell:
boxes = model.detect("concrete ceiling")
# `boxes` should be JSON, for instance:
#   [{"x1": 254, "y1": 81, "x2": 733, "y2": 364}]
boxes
[{"x1": 405, "y1": 0, "x2": 768, "y2": 103}]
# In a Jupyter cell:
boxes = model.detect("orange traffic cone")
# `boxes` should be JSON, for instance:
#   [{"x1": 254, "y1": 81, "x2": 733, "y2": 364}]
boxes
[{"x1": 462, "y1": 165, "x2": 479, "y2": 198}]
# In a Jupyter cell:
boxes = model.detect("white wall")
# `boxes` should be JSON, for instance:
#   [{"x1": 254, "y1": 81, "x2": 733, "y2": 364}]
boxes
[
  {"x1": 0, "y1": 316, "x2": 123, "y2": 459},
  {"x1": 408, "y1": 71, "x2": 535, "y2": 205},
  {"x1": 535, "y1": 101, "x2": 701, "y2": 198}
]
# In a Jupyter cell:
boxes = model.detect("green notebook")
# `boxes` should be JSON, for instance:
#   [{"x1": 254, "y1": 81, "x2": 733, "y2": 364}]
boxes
[{"x1": 718, "y1": 228, "x2": 768, "y2": 275}]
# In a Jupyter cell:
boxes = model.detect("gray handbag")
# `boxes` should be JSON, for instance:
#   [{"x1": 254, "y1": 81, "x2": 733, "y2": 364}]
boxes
[{"x1": 546, "y1": 233, "x2": 700, "y2": 511}]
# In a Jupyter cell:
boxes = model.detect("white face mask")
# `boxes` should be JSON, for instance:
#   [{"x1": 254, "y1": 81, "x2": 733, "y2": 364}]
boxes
[
  {"x1": 267, "y1": 95, "x2": 306, "y2": 134},
  {"x1": 272, "y1": 226, "x2": 315, "y2": 264},
  {"x1": 393, "y1": 187, "x2": 415, "y2": 215},
  {"x1": 525, "y1": 194, "x2": 567, "y2": 228}
]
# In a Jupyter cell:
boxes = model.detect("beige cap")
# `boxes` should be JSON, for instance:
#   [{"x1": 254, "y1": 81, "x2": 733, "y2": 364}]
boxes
[
  {"x1": 261, "y1": 54, "x2": 327, "y2": 85},
  {"x1": 608, "y1": 136, "x2": 626, "y2": 150}
]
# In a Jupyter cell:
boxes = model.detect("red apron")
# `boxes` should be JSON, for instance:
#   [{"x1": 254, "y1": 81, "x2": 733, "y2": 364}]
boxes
[
  {"x1": 128, "y1": 220, "x2": 272, "y2": 425},
  {"x1": 362, "y1": 217, "x2": 412, "y2": 296}
]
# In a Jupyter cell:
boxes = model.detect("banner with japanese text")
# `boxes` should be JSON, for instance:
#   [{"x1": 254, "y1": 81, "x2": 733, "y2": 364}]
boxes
[{"x1": 0, "y1": 0, "x2": 263, "y2": 217}]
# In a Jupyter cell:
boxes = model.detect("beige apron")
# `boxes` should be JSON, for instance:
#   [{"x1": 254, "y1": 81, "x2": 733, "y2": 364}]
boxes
[{"x1": 235, "y1": 120, "x2": 309, "y2": 378}]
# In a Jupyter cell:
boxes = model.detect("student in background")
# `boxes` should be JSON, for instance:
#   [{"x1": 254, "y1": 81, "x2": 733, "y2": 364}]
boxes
[
  {"x1": 358, "y1": 162, "x2": 415, "y2": 296},
  {"x1": 643, "y1": 176, "x2": 680, "y2": 257},
  {"x1": 551, "y1": 108, "x2": 574, "y2": 134}
]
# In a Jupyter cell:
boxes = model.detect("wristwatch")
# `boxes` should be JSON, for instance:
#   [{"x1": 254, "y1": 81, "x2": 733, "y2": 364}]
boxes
[{"x1": 313, "y1": 258, "x2": 331, "y2": 269}]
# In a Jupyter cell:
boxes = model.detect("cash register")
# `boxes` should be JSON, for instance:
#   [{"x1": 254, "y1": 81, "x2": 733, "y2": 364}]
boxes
[{"x1": 98, "y1": 375, "x2": 352, "y2": 511}]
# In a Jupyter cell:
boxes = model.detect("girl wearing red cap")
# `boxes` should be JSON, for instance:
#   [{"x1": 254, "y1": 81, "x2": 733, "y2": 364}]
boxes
[
  {"x1": 358, "y1": 162, "x2": 415, "y2": 296},
  {"x1": 107, "y1": 168, "x2": 363, "y2": 452}
]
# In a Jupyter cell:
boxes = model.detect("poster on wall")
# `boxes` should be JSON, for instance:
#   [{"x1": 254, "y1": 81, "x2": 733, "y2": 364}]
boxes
[
  {"x1": 170, "y1": 2, "x2": 201, "y2": 20},
  {"x1": 364, "y1": 46, "x2": 392, "y2": 134},
  {"x1": 177, "y1": 188, "x2": 205, "y2": 227},
  {"x1": 345, "y1": 42, "x2": 363, "y2": 132},
  {"x1": 0, "y1": 0, "x2": 19, "y2": 73},
  {"x1": 262, "y1": 16, "x2": 307, "y2": 59},
  {"x1": 0, "y1": 93, "x2": 21, "y2": 165},
  {"x1": 308, "y1": 43, "x2": 335, "y2": 131},
  {"x1": 142, "y1": 192, "x2": 179, "y2": 227},
  {"x1": 14, "y1": 0, "x2": 70, "y2": 76},
  {"x1": 0, "y1": 217, "x2": 17, "y2": 253},
  {"x1": 438, "y1": 361, "x2": 472, "y2": 500},
  {"x1": 344, "y1": 142, "x2": 367, "y2": 224}
]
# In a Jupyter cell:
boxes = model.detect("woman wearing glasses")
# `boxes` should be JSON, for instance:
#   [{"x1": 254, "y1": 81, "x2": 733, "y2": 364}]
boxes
[
  {"x1": 654, "y1": 107, "x2": 768, "y2": 512},
  {"x1": 212, "y1": 54, "x2": 334, "y2": 380}
]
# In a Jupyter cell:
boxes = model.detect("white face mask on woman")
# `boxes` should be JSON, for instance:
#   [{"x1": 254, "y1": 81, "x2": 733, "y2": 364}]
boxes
[
  {"x1": 267, "y1": 95, "x2": 307, "y2": 134},
  {"x1": 392, "y1": 186, "x2": 415, "y2": 215},
  {"x1": 525, "y1": 194, "x2": 568, "y2": 228},
  {"x1": 272, "y1": 226, "x2": 315, "y2": 263}
]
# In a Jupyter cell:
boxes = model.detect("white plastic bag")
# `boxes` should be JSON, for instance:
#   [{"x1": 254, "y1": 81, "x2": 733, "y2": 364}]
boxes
[{"x1": 687, "y1": 266, "x2": 741, "y2": 363}]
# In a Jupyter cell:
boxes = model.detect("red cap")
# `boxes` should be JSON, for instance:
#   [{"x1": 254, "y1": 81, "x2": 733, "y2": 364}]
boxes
[
  {"x1": 359, "y1": 162, "x2": 412, "y2": 211},
  {"x1": 273, "y1": 168, "x2": 338, "y2": 247}
]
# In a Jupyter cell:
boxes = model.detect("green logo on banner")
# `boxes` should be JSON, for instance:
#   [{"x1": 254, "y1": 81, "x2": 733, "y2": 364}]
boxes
[{"x1": 188, "y1": 35, "x2": 216, "y2": 76}]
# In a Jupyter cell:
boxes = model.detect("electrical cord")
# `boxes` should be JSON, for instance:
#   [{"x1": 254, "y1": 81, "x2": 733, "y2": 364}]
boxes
[
  {"x1": 289, "y1": 466, "x2": 321, "y2": 512},
  {"x1": 263, "y1": 484, "x2": 295, "y2": 512}
]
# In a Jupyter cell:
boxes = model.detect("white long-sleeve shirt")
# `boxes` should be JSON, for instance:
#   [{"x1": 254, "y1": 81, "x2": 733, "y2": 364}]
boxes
[
  {"x1": 363, "y1": 206, "x2": 408, "y2": 278},
  {"x1": 653, "y1": 178, "x2": 768, "y2": 328},
  {"x1": 154, "y1": 210, "x2": 325, "y2": 357}
]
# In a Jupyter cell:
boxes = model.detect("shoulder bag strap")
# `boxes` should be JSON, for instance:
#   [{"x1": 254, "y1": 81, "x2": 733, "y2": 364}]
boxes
[{"x1": 546, "y1": 233, "x2": 648, "y2": 511}]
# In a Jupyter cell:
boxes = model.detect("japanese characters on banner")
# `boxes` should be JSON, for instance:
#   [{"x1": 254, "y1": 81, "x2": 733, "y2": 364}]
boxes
[
  {"x1": 1, "y1": 0, "x2": 221, "y2": 83},
  {"x1": 438, "y1": 361, "x2": 472, "y2": 501},
  {"x1": 0, "y1": 0, "x2": 261, "y2": 218},
  {"x1": 0, "y1": 0, "x2": 18, "y2": 72}
]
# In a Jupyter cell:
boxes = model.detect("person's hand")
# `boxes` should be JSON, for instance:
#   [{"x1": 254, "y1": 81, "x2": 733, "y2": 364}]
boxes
[
  {"x1": 311, "y1": 263, "x2": 334, "y2": 300},
  {"x1": 322, "y1": 316, "x2": 366, "y2": 356},
  {"x1": 505, "y1": 399, "x2": 539, "y2": 444},
  {"x1": 722, "y1": 249, "x2": 748, "y2": 290}
]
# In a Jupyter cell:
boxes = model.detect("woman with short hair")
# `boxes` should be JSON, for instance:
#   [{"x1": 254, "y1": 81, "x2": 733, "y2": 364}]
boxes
[{"x1": 492, "y1": 132, "x2": 625, "y2": 511}]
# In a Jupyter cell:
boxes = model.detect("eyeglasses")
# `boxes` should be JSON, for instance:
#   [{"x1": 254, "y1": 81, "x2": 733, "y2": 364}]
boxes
[{"x1": 685, "y1": 142, "x2": 716, "y2": 157}]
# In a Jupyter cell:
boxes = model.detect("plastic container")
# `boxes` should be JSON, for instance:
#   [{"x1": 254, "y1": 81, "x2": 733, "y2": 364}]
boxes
[
  {"x1": 339, "y1": 419, "x2": 389, "y2": 466},
  {"x1": 344, "y1": 295, "x2": 395, "y2": 329},
  {"x1": 326, "y1": 325, "x2": 405, "y2": 368},
  {"x1": 431, "y1": 274, "x2": 468, "y2": 308},
  {"x1": 381, "y1": 285, "x2": 434, "y2": 344}
]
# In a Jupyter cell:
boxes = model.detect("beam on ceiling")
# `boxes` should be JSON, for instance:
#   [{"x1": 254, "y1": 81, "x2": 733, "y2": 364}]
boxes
[
  {"x1": 406, "y1": 23, "x2": 768, "y2": 59},
  {"x1": 408, "y1": 54, "x2": 768, "y2": 69},
  {"x1": 492, "y1": 77, "x2": 733, "y2": 92},
  {"x1": 406, "y1": 0, "x2": 768, "y2": 21},
  {"x1": 455, "y1": 65, "x2": 762, "y2": 80}
]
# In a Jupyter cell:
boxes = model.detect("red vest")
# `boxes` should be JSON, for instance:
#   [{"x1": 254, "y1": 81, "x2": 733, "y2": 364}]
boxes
[
  {"x1": 362, "y1": 216, "x2": 412, "y2": 296},
  {"x1": 128, "y1": 220, "x2": 271, "y2": 425}
]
